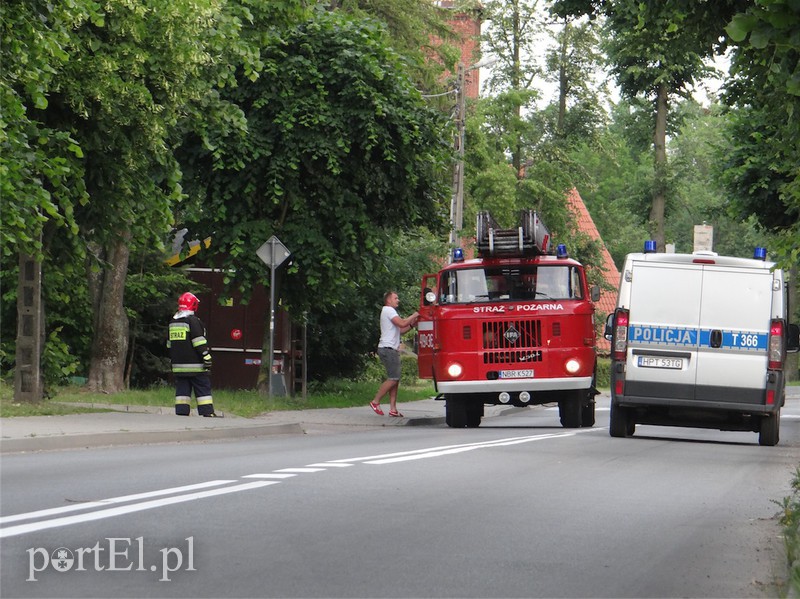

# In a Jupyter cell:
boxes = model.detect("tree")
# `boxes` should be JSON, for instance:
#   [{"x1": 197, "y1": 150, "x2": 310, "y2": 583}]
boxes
[
  {"x1": 2, "y1": 1, "x2": 98, "y2": 400},
  {"x1": 178, "y1": 9, "x2": 451, "y2": 388},
  {"x1": 480, "y1": 0, "x2": 545, "y2": 175},
  {"x1": 723, "y1": 0, "x2": 800, "y2": 267},
  {"x1": 1, "y1": 0, "x2": 278, "y2": 394},
  {"x1": 723, "y1": 0, "x2": 799, "y2": 380},
  {"x1": 327, "y1": 0, "x2": 460, "y2": 91},
  {"x1": 552, "y1": 0, "x2": 747, "y2": 251},
  {"x1": 544, "y1": 15, "x2": 607, "y2": 140}
]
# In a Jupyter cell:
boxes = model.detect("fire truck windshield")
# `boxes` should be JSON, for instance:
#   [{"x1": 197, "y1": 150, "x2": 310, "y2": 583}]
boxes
[{"x1": 440, "y1": 265, "x2": 583, "y2": 304}]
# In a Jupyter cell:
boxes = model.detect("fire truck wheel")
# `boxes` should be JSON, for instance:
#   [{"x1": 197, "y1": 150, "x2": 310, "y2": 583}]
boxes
[
  {"x1": 758, "y1": 411, "x2": 780, "y2": 446},
  {"x1": 465, "y1": 401, "x2": 482, "y2": 428},
  {"x1": 445, "y1": 396, "x2": 468, "y2": 428},
  {"x1": 558, "y1": 392, "x2": 582, "y2": 428},
  {"x1": 581, "y1": 397, "x2": 595, "y2": 427},
  {"x1": 609, "y1": 401, "x2": 634, "y2": 438}
]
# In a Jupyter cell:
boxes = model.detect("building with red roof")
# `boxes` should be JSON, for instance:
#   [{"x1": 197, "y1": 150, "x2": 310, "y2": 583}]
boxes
[{"x1": 566, "y1": 188, "x2": 620, "y2": 353}]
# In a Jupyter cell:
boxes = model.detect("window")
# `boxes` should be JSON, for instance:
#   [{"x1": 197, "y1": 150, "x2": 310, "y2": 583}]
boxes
[{"x1": 439, "y1": 266, "x2": 583, "y2": 304}]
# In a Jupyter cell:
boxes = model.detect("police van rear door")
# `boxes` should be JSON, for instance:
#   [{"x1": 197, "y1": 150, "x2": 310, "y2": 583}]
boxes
[
  {"x1": 695, "y1": 265, "x2": 771, "y2": 403},
  {"x1": 626, "y1": 261, "x2": 702, "y2": 401}
]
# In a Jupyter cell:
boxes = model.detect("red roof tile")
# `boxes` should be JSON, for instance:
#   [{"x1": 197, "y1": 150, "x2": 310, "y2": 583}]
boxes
[{"x1": 566, "y1": 188, "x2": 620, "y2": 353}]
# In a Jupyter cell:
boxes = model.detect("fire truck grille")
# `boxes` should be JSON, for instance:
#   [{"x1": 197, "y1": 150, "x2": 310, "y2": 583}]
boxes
[{"x1": 481, "y1": 320, "x2": 543, "y2": 364}]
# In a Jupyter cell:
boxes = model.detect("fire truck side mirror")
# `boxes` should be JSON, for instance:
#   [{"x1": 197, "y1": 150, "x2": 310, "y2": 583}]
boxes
[
  {"x1": 590, "y1": 285, "x2": 601, "y2": 302},
  {"x1": 603, "y1": 313, "x2": 614, "y2": 341},
  {"x1": 423, "y1": 288, "x2": 436, "y2": 306},
  {"x1": 788, "y1": 323, "x2": 800, "y2": 352}
]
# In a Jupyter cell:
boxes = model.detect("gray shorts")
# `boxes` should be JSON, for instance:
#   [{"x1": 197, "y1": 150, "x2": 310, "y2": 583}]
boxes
[{"x1": 377, "y1": 347, "x2": 401, "y2": 380}]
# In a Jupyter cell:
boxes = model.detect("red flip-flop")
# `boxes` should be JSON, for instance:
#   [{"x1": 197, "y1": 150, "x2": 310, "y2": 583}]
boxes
[
  {"x1": 370, "y1": 402, "x2": 384, "y2": 416},
  {"x1": 388, "y1": 410, "x2": 404, "y2": 417}
]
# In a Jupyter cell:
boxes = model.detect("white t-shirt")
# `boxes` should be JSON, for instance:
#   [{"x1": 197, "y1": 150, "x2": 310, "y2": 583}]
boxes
[{"x1": 378, "y1": 306, "x2": 400, "y2": 350}]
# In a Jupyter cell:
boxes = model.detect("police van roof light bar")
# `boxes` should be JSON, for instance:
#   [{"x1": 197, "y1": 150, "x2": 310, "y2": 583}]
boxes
[
  {"x1": 643, "y1": 240, "x2": 657, "y2": 253},
  {"x1": 754, "y1": 247, "x2": 767, "y2": 261}
]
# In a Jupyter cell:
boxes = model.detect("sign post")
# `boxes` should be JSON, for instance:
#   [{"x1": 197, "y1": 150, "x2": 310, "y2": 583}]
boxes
[{"x1": 256, "y1": 236, "x2": 291, "y2": 397}]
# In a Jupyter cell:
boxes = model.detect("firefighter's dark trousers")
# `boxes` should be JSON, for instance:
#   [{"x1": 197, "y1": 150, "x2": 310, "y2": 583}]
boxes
[{"x1": 174, "y1": 373, "x2": 214, "y2": 416}]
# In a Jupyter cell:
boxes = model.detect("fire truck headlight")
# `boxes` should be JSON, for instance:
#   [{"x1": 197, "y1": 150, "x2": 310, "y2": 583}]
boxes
[
  {"x1": 565, "y1": 358, "x2": 581, "y2": 374},
  {"x1": 447, "y1": 363, "x2": 463, "y2": 378}
]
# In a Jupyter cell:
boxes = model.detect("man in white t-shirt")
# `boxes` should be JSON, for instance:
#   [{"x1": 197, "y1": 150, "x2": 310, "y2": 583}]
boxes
[{"x1": 369, "y1": 291, "x2": 418, "y2": 417}]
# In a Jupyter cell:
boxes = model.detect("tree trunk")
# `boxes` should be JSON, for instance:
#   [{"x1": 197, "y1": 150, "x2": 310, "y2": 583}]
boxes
[
  {"x1": 557, "y1": 20, "x2": 569, "y2": 137},
  {"x1": 650, "y1": 82, "x2": 669, "y2": 251},
  {"x1": 86, "y1": 234, "x2": 131, "y2": 392}
]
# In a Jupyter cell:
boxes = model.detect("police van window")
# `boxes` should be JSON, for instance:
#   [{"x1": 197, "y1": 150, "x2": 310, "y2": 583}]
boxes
[{"x1": 439, "y1": 266, "x2": 582, "y2": 303}]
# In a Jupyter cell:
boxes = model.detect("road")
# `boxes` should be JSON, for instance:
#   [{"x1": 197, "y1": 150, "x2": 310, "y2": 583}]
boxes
[{"x1": 2, "y1": 394, "x2": 799, "y2": 598}]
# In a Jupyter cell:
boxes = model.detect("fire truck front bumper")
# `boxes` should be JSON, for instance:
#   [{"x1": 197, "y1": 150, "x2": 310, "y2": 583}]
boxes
[{"x1": 437, "y1": 376, "x2": 593, "y2": 394}]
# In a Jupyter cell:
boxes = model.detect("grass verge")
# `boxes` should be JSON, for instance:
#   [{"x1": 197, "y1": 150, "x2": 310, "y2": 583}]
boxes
[
  {"x1": 0, "y1": 378, "x2": 437, "y2": 419},
  {"x1": 777, "y1": 467, "x2": 800, "y2": 596}
]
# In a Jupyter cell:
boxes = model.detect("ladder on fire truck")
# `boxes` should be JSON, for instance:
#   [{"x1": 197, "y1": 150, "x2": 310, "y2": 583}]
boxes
[{"x1": 476, "y1": 210, "x2": 552, "y2": 257}]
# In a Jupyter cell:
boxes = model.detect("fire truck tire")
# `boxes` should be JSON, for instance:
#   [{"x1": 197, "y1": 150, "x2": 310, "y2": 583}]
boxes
[
  {"x1": 581, "y1": 397, "x2": 595, "y2": 427},
  {"x1": 609, "y1": 402, "x2": 634, "y2": 437},
  {"x1": 758, "y1": 411, "x2": 780, "y2": 446},
  {"x1": 465, "y1": 401, "x2": 483, "y2": 428},
  {"x1": 558, "y1": 392, "x2": 582, "y2": 428},
  {"x1": 445, "y1": 396, "x2": 468, "y2": 428}
]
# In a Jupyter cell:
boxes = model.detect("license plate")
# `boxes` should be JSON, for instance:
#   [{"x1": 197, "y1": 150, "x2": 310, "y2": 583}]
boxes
[
  {"x1": 498, "y1": 369, "x2": 534, "y2": 379},
  {"x1": 637, "y1": 356, "x2": 684, "y2": 369}
]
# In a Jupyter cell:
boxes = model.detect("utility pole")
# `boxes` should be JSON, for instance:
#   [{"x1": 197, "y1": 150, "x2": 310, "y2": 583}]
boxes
[
  {"x1": 448, "y1": 58, "x2": 497, "y2": 257},
  {"x1": 14, "y1": 252, "x2": 43, "y2": 402},
  {"x1": 449, "y1": 63, "x2": 466, "y2": 253}
]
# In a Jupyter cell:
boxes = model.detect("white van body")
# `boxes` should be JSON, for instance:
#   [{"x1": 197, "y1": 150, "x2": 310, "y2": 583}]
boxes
[{"x1": 607, "y1": 250, "x2": 797, "y2": 446}]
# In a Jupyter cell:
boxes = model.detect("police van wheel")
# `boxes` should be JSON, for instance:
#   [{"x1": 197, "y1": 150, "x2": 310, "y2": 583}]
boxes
[
  {"x1": 758, "y1": 412, "x2": 780, "y2": 446},
  {"x1": 559, "y1": 393, "x2": 582, "y2": 428},
  {"x1": 609, "y1": 402, "x2": 633, "y2": 438}
]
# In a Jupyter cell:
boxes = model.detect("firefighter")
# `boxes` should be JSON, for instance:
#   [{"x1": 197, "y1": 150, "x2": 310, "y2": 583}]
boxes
[{"x1": 167, "y1": 292, "x2": 217, "y2": 417}]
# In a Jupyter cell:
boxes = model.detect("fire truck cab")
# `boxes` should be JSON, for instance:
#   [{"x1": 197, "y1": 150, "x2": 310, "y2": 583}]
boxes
[{"x1": 417, "y1": 211, "x2": 600, "y2": 428}]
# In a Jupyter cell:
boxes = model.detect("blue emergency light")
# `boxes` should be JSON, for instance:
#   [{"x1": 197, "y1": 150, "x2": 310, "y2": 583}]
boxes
[
  {"x1": 644, "y1": 240, "x2": 657, "y2": 253},
  {"x1": 452, "y1": 247, "x2": 465, "y2": 262},
  {"x1": 753, "y1": 247, "x2": 767, "y2": 261},
  {"x1": 556, "y1": 244, "x2": 569, "y2": 259}
]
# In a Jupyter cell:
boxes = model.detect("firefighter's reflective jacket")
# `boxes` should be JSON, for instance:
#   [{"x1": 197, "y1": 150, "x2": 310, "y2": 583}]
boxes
[{"x1": 167, "y1": 310, "x2": 212, "y2": 375}]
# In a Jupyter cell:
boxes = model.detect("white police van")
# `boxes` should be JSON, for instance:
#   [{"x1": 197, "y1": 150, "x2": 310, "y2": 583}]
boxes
[{"x1": 605, "y1": 243, "x2": 799, "y2": 446}]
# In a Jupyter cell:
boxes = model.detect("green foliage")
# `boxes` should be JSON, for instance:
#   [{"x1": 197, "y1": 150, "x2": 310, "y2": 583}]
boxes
[
  {"x1": 331, "y1": 0, "x2": 460, "y2": 91},
  {"x1": 775, "y1": 467, "x2": 800, "y2": 596},
  {"x1": 306, "y1": 229, "x2": 446, "y2": 381},
  {"x1": 723, "y1": 0, "x2": 800, "y2": 270},
  {"x1": 595, "y1": 356, "x2": 610, "y2": 389},
  {"x1": 0, "y1": 0, "x2": 96, "y2": 258},
  {"x1": 179, "y1": 8, "x2": 451, "y2": 320},
  {"x1": 361, "y1": 352, "x2": 422, "y2": 386}
]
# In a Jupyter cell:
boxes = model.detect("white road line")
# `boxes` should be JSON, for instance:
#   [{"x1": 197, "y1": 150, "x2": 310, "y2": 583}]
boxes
[
  {"x1": 2, "y1": 429, "x2": 598, "y2": 538},
  {"x1": 327, "y1": 430, "x2": 598, "y2": 465},
  {"x1": 0, "y1": 480, "x2": 236, "y2": 525},
  {"x1": 274, "y1": 467, "x2": 326, "y2": 473},
  {"x1": 0, "y1": 481, "x2": 276, "y2": 539},
  {"x1": 364, "y1": 431, "x2": 593, "y2": 464}
]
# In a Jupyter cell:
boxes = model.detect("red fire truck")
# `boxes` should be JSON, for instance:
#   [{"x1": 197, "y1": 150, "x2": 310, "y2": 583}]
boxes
[{"x1": 417, "y1": 210, "x2": 600, "y2": 428}]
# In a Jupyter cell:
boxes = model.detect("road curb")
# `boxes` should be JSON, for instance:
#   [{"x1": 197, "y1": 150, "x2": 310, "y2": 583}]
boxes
[{"x1": 0, "y1": 422, "x2": 304, "y2": 454}]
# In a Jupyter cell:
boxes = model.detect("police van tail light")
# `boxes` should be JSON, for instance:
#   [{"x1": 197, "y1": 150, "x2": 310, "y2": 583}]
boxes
[
  {"x1": 612, "y1": 309, "x2": 629, "y2": 361},
  {"x1": 768, "y1": 319, "x2": 785, "y2": 370}
]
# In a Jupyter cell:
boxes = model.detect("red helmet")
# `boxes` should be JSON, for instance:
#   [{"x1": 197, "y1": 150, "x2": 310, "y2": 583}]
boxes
[{"x1": 178, "y1": 292, "x2": 199, "y2": 312}]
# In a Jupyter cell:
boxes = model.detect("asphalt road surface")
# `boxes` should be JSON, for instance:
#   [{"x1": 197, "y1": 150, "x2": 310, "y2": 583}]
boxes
[{"x1": 2, "y1": 395, "x2": 799, "y2": 598}]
